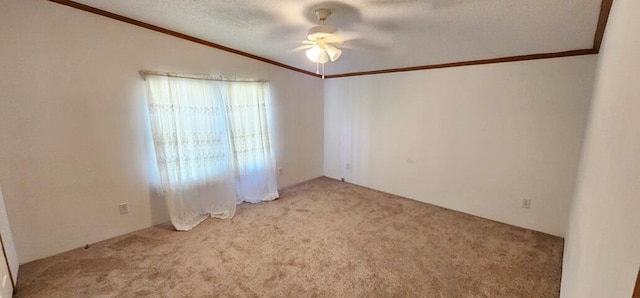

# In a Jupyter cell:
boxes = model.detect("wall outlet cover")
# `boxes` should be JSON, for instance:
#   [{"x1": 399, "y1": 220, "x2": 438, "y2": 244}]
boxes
[{"x1": 119, "y1": 203, "x2": 129, "y2": 214}]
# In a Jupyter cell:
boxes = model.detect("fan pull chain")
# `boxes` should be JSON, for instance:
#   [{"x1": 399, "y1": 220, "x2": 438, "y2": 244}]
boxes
[
  {"x1": 316, "y1": 61, "x2": 319, "y2": 74},
  {"x1": 322, "y1": 63, "x2": 325, "y2": 79}
]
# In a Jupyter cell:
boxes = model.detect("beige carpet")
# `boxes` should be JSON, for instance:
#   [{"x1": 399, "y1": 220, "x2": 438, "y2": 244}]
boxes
[{"x1": 16, "y1": 177, "x2": 563, "y2": 297}]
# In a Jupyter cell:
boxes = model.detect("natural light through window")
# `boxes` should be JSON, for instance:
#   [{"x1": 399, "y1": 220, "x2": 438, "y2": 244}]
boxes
[{"x1": 143, "y1": 72, "x2": 279, "y2": 230}]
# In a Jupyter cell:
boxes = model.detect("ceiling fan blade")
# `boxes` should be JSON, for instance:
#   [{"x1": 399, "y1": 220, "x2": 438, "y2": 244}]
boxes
[
  {"x1": 341, "y1": 37, "x2": 394, "y2": 51},
  {"x1": 334, "y1": 30, "x2": 365, "y2": 41},
  {"x1": 337, "y1": 23, "x2": 396, "y2": 51},
  {"x1": 324, "y1": 36, "x2": 344, "y2": 45},
  {"x1": 290, "y1": 44, "x2": 314, "y2": 52}
]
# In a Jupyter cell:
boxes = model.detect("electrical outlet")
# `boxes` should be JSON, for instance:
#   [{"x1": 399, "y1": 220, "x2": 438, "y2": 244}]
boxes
[
  {"x1": 522, "y1": 199, "x2": 532, "y2": 209},
  {"x1": 277, "y1": 167, "x2": 283, "y2": 176},
  {"x1": 119, "y1": 203, "x2": 129, "y2": 214}
]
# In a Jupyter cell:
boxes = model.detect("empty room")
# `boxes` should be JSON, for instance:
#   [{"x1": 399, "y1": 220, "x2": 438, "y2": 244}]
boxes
[{"x1": 0, "y1": 0, "x2": 638, "y2": 297}]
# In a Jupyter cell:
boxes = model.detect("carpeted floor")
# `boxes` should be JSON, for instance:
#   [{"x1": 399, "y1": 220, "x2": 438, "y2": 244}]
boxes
[{"x1": 16, "y1": 177, "x2": 563, "y2": 297}]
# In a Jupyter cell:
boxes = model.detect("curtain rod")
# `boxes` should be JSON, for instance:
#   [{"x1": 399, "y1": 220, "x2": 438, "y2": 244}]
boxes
[{"x1": 139, "y1": 70, "x2": 267, "y2": 83}]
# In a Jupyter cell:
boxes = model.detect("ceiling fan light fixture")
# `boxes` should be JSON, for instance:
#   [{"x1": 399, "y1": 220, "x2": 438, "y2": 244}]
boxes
[
  {"x1": 305, "y1": 45, "x2": 331, "y2": 64},
  {"x1": 305, "y1": 45, "x2": 323, "y2": 62},
  {"x1": 318, "y1": 50, "x2": 330, "y2": 64},
  {"x1": 326, "y1": 44, "x2": 342, "y2": 62}
]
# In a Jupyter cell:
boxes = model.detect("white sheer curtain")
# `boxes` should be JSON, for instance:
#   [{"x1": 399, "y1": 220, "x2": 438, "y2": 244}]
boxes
[
  {"x1": 144, "y1": 73, "x2": 278, "y2": 231},
  {"x1": 225, "y1": 82, "x2": 279, "y2": 203}
]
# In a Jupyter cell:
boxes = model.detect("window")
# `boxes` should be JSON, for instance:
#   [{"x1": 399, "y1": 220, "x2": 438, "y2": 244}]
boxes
[{"x1": 143, "y1": 73, "x2": 278, "y2": 230}]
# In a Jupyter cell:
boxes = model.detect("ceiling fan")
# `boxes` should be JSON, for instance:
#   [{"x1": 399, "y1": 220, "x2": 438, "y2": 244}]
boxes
[{"x1": 301, "y1": 8, "x2": 343, "y2": 78}]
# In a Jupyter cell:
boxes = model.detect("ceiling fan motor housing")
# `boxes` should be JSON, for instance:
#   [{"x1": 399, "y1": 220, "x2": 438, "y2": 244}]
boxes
[
  {"x1": 307, "y1": 25, "x2": 337, "y2": 41},
  {"x1": 315, "y1": 8, "x2": 331, "y2": 21}
]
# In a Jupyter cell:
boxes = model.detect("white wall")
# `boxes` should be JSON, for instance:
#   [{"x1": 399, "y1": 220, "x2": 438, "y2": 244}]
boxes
[
  {"x1": 0, "y1": 246, "x2": 12, "y2": 298},
  {"x1": 0, "y1": 187, "x2": 18, "y2": 286},
  {"x1": 324, "y1": 56, "x2": 597, "y2": 236},
  {"x1": 0, "y1": 0, "x2": 324, "y2": 263},
  {"x1": 560, "y1": 0, "x2": 640, "y2": 296}
]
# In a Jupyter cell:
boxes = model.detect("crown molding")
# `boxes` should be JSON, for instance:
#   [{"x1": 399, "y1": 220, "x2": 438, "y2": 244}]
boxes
[
  {"x1": 48, "y1": 0, "x2": 613, "y2": 79},
  {"x1": 48, "y1": 0, "x2": 321, "y2": 78}
]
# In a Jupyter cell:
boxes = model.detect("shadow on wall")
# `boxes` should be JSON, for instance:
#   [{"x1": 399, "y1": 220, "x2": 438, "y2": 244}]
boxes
[{"x1": 139, "y1": 85, "x2": 170, "y2": 226}]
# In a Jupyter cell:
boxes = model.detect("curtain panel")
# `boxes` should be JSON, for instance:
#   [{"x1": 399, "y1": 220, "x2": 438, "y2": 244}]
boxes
[{"x1": 144, "y1": 74, "x2": 278, "y2": 230}]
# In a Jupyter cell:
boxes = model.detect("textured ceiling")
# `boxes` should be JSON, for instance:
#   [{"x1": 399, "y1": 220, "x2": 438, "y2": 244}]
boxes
[{"x1": 71, "y1": 0, "x2": 603, "y2": 76}]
